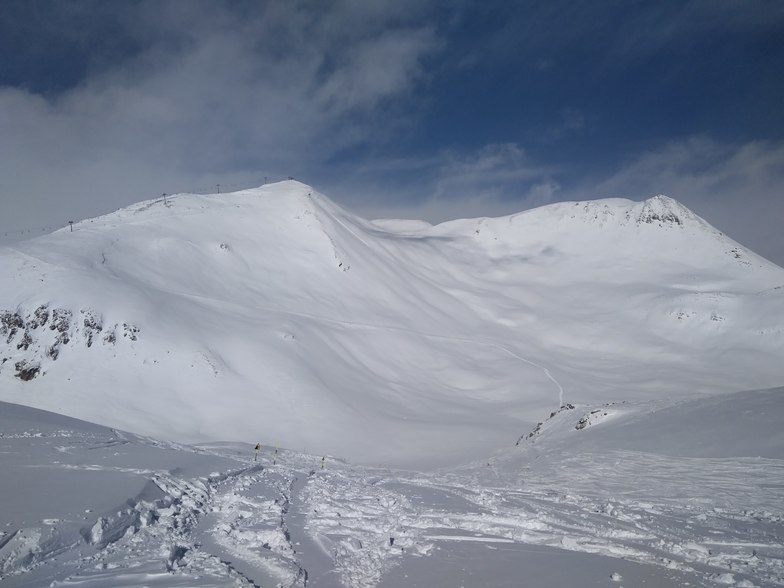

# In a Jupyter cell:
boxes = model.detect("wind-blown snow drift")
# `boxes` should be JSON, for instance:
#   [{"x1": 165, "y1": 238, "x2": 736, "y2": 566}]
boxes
[{"x1": 0, "y1": 181, "x2": 782, "y2": 466}]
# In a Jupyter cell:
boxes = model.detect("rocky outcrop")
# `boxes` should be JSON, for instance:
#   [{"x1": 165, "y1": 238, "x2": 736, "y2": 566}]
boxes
[
  {"x1": 633, "y1": 195, "x2": 686, "y2": 226},
  {"x1": 0, "y1": 304, "x2": 139, "y2": 381},
  {"x1": 515, "y1": 403, "x2": 575, "y2": 445}
]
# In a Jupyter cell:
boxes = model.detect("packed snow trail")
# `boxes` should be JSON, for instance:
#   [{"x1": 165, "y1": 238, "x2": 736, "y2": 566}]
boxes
[
  {"x1": 294, "y1": 458, "x2": 784, "y2": 587},
  {"x1": 194, "y1": 463, "x2": 306, "y2": 587},
  {"x1": 3, "y1": 390, "x2": 784, "y2": 587},
  {"x1": 286, "y1": 472, "x2": 343, "y2": 587}
]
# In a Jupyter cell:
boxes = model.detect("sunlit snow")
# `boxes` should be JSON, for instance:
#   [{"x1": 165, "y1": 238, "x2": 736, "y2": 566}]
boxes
[{"x1": 1, "y1": 181, "x2": 782, "y2": 586}]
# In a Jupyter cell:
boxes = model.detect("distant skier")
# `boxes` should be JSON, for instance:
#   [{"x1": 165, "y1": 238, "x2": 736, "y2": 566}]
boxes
[{"x1": 254, "y1": 443, "x2": 261, "y2": 462}]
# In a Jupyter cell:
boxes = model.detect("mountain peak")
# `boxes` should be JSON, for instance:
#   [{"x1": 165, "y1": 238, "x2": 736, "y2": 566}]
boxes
[
  {"x1": 632, "y1": 194, "x2": 694, "y2": 227},
  {"x1": 247, "y1": 178, "x2": 314, "y2": 195},
  {"x1": 529, "y1": 194, "x2": 712, "y2": 234}
]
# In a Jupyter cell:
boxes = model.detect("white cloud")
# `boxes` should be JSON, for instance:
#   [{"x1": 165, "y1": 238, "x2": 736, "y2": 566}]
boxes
[
  {"x1": 316, "y1": 28, "x2": 438, "y2": 114},
  {"x1": 331, "y1": 142, "x2": 561, "y2": 223},
  {"x1": 435, "y1": 143, "x2": 551, "y2": 190},
  {"x1": 2, "y1": 2, "x2": 782, "y2": 271},
  {"x1": 0, "y1": 1, "x2": 442, "y2": 237},
  {"x1": 332, "y1": 136, "x2": 784, "y2": 269}
]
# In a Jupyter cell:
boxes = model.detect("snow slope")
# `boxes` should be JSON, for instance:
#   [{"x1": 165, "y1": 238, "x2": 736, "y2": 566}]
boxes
[
  {"x1": 1, "y1": 181, "x2": 782, "y2": 466},
  {"x1": 2, "y1": 388, "x2": 782, "y2": 587}
]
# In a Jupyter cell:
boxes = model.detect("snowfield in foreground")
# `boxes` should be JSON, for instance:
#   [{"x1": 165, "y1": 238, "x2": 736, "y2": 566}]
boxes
[
  {"x1": 1, "y1": 389, "x2": 783, "y2": 587},
  {"x1": 0, "y1": 181, "x2": 783, "y2": 467}
]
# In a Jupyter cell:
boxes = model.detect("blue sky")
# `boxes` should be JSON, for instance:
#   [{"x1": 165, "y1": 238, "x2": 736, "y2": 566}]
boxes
[{"x1": 1, "y1": 0, "x2": 783, "y2": 265}]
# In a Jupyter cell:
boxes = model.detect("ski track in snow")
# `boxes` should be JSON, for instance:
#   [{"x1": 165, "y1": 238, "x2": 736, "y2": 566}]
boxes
[
  {"x1": 3, "y1": 423, "x2": 782, "y2": 588},
  {"x1": 298, "y1": 460, "x2": 784, "y2": 588}
]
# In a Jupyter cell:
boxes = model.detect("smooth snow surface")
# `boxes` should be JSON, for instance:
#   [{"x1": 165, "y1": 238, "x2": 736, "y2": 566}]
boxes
[
  {"x1": 1, "y1": 181, "x2": 783, "y2": 467},
  {"x1": 2, "y1": 392, "x2": 782, "y2": 587}
]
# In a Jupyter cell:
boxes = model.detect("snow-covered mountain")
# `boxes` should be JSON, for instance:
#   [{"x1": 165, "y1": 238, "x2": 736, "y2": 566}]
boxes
[{"x1": 1, "y1": 181, "x2": 782, "y2": 466}]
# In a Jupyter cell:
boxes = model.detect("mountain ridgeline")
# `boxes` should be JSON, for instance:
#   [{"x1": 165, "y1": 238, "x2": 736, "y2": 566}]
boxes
[{"x1": 1, "y1": 181, "x2": 782, "y2": 467}]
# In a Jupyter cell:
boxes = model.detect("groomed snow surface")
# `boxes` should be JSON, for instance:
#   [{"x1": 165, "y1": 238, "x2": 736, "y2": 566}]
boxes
[{"x1": 1, "y1": 181, "x2": 783, "y2": 585}]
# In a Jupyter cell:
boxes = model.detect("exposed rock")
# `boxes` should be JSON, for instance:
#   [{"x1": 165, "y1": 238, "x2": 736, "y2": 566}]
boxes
[
  {"x1": 575, "y1": 403, "x2": 621, "y2": 430},
  {"x1": 104, "y1": 328, "x2": 117, "y2": 345},
  {"x1": 28, "y1": 304, "x2": 50, "y2": 329},
  {"x1": 550, "y1": 403, "x2": 575, "y2": 419},
  {"x1": 638, "y1": 209, "x2": 682, "y2": 225},
  {"x1": 1, "y1": 305, "x2": 137, "y2": 381},
  {"x1": 634, "y1": 195, "x2": 686, "y2": 227},
  {"x1": 516, "y1": 403, "x2": 576, "y2": 445},
  {"x1": 81, "y1": 309, "x2": 103, "y2": 348},
  {"x1": 1, "y1": 310, "x2": 24, "y2": 343},
  {"x1": 50, "y1": 308, "x2": 72, "y2": 345},
  {"x1": 123, "y1": 323, "x2": 140, "y2": 341},
  {"x1": 575, "y1": 415, "x2": 591, "y2": 430},
  {"x1": 15, "y1": 361, "x2": 40, "y2": 381},
  {"x1": 16, "y1": 331, "x2": 32, "y2": 351},
  {"x1": 575, "y1": 408, "x2": 609, "y2": 430}
]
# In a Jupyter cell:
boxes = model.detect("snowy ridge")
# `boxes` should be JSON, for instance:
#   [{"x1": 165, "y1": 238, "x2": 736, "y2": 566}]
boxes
[
  {"x1": 0, "y1": 180, "x2": 782, "y2": 467},
  {"x1": 562, "y1": 194, "x2": 704, "y2": 228}
]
